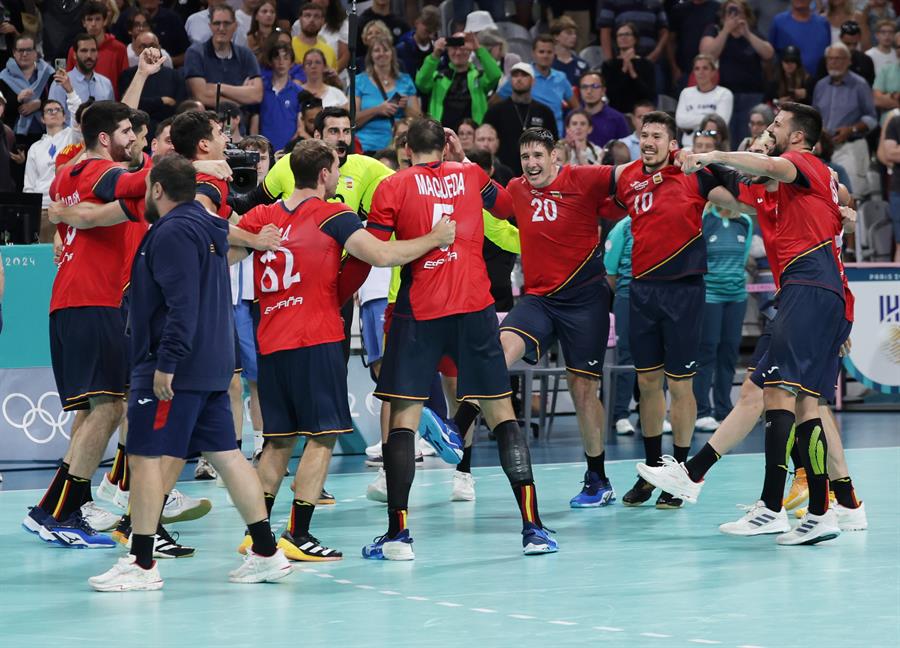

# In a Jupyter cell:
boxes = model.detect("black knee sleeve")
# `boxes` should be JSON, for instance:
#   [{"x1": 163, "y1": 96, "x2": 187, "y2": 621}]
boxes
[
  {"x1": 493, "y1": 419, "x2": 533, "y2": 486},
  {"x1": 384, "y1": 428, "x2": 416, "y2": 510}
]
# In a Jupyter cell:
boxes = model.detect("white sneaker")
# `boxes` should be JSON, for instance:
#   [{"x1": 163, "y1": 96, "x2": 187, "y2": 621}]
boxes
[
  {"x1": 161, "y1": 488, "x2": 212, "y2": 524},
  {"x1": 662, "y1": 419, "x2": 673, "y2": 434},
  {"x1": 450, "y1": 471, "x2": 476, "y2": 501},
  {"x1": 695, "y1": 416, "x2": 720, "y2": 432},
  {"x1": 365, "y1": 441, "x2": 382, "y2": 458},
  {"x1": 719, "y1": 501, "x2": 790, "y2": 536},
  {"x1": 776, "y1": 509, "x2": 841, "y2": 545},
  {"x1": 113, "y1": 486, "x2": 130, "y2": 510},
  {"x1": 615, "y1": 418, "x2": 635, "y2": 436},
  {"x1": 96, "y1": 474, "x2": 119, "y2": 505},
  {"x1": 835, "y1": 502, "x2": 867, "y2": 531},
  {"x1": 194, "y1": 457, "x2": 217, "y2": 480},
  {"x1": 228, "y1": 548, "x2": 292, "y2": 583},
  {"x1": 366, "y1": 468, "x2": 388, "y2": 503},
  {"x1": 636, "y1": 455, "x2": 703, "y2": 503},
  {"x1": 89, "y1": 556, "x2": 163, "y2": 592},
  {"x1": 80, "y1": 502, "x2": 120, "y2": 531}
]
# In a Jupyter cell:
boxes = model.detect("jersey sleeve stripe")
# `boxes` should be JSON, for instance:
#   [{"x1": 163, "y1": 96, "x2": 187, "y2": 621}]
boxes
[
  {"x1": 781, "y1": 239, "x2": 833, "y2": 274},
  {"x1": 368, "y1": 222, "x2": 394, "y2": 233},
  {"x1": 633, "y1": 231, "x2": 703, "y2": 280},
  {"x1": 318, "y1": 210, "x2": 357, "y2": 230},
  {"x1": 546, "y1": 244, "x2": 600, "y2": 296}
]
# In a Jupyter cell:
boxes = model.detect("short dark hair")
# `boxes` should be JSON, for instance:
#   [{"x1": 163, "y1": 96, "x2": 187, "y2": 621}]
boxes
[
  {"x1": 299, "y1": 92, "x2": 323, "y2": 114},
  {"x1": 299, "y1": 1, "x2": 323, "y2": 14},
  {"x1": 580, "y1": 68, "x2": 604, "y2": 85},
  {"x1": 81, "y1": 100, "x2": 132, "y2": 149},
  {"x1": 171, "y1": 110, "x2": 219, "y2": 159},
  {"x1": 82, "y1": 0, "x2": 108, "y2": 19},
  {"x1": 42, "y1": 99, "x2": 64, "y2": 112},
  {"x1": 532, "y1": 33, "x2": 554, "y2": 48},
  {"x1": 149, "y1": 154, "x2": 198, "y2": 204},
  {"x1": 518, "y1": 127, "x2": 556, "y2": 153},
  {"x1": 129, "y1": 109, "x2": 151, "y2": 134},
  {"x1": 641, "y1": 110, "x2": 677, "y2": 140},
  {"x1": 14, "y1": 34, "x2": 35, "y2": 49},
  {"x1": 155, "y1": 115, "x2": 175, "y2": 139},
  {"x1": 779, "y1": 101, "x2": 822, "y2": 148},
  {"x1": 406, "y1": 117, "x2": 445, "y2": 154},
  {"x1": 128, "y1": 9, "x2": 151, "y2": 30},
  {"x1": 290, "y1": 139, "x2": 336, "y2": 189},
  {"x1": 74, "y1": 32, "x2": 96, "y2": 50},
  {"x1": 313, "y1": 106, "x2": 350, "y2": 137},
  {"x1": 466, "y1": 148, "x2": 493, "y2": 173},
  {"x1": 237, "y1": 134, "x2": 274, "y2": 161},
  {"x1": 373, "y1": 147, "x2": 399, "y2": 170},
  {"x1": 565, "y1": 109, "x2": 592, "y2": 128},
  {"x1": 175, "y1": 99, "x2": 205, "y2": 115},
  {"x1": 209, "y1": 3, "x2": 236, "y2": 21},
  {"x1": 74, "y1": 98, "x2": 95, "y2": 125},
  {"x1": 267, "y1": 42, "x2": 294, "y2": 64}
]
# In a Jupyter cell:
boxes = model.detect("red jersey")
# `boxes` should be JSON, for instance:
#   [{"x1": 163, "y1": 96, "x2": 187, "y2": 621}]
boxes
[
  {"x1": 737, "y1": 181, "x2": 781, "y2": 286},
  {"x1": 774, "y1": 151, "x2": 853, "y2": 321},
  {"x1": 196, "y1": 173, "x2": 232, "y2": 219},
  {"x1": 508, "y1": 165, "x2": 619, "y2": 295},
  {"x1": 55, "y1": 143, "x2": 84, "y2": 169},
  {"x1": 615, "y1": 161, "x2": 714, "y2": 280},
  {"x1": 237, "y1": 198, "x2": 362, "y2": 354},
  {"x1": 367, "y1": 161, "x2": 501, "y2": 320},
  {"x1": 50, "y1": 158, "x2": 149, "y2": 312},
  {"x1": 119, "y1": 154, "x2": 153, "y2": 291}
]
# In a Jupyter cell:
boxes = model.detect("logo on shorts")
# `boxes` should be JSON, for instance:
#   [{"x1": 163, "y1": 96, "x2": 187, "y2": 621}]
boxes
[
  {"x1": 137, "y1": 398, "x2": 154, "y2": 405},
  {"x1": 587, "y1": 360, "x2": 599, "y2": 366},
  {"x1": 684, "y1": 361, "x2": 697, "y2": 369},
  {"x1": 2, "y1": 392, "x2": 72, "y2": 444}
]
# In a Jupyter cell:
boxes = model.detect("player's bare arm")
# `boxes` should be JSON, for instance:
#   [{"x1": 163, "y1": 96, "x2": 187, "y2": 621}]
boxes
[
  {"x1": 683, "y1": 150, "x2": 798, "y2": 183},
  {"x1": 48, "y1": 199, "x2": 129, "y2": 229},
  {"x1": 227, "y1": 223, "x2": 281, "y2": 252},
  {"x1": 344, "y1": 217, "x2": 456, "y2": 267}
]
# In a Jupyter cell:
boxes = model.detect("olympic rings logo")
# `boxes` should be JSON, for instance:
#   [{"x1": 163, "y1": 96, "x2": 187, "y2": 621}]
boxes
[{"x1": 2, "y1": 392, "x2": 72, "y2": 444}]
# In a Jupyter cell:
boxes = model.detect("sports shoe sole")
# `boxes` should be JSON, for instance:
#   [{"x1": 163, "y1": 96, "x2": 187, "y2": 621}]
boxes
[
  {"x1": 22, "y1": 516, "x2": 60, "y2": 543},
  {"x1": 655, "y1": 499, "x2": 683, "y2": 510},
  {"x1": 570, "y1": 494, "x2": 616, "y2": 508},
  {"x1": 777, "y1": 530, "x2": 840, "y2": 546},
  {"x1": 523, "y1": 543, "x2": 558, "y2": 555},
  {"x1": 719, "y1": 522, "x2": 790, "y2": 536},
  {"x1": 277, "y1": 537, "x2": 342, "y2": 562},
  {"x1": 229, "y1": 563, "x2": 293, "y2": 584},
  {"x1": 90, "y1": 578, "x2": 164, "y2": 592},
  {"x1": 161, "y1": 499, "x2": 212, "y2": 524},
  {"x1": 636, "y1": 464, "x2": 700, "y2": 503},
  {"x1": 382, "y1": 543, "x2": 415, "y2": 561},
  {"x1": 418, "y1": 410, "x2": 463, "y2": 465}
]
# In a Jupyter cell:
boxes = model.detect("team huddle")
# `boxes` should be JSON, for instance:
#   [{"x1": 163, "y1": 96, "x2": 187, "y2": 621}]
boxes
[{"x1": 19, "y1": 96, "x2": 865, "y2": 592}]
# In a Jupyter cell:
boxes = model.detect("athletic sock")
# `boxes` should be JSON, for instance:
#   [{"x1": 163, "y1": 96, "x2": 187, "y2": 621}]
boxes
[
  {"x1": 456, "y1": 445, "x2": 473, "y2": 473},
  {"x1": 586, "y1": 452, "x2": 606, "y2": 480},
  {"x1": 643, "y1": 434, "x2": 663, "y2": 467},
  {"x1": 253, "y1": 430, "x2": 263, "y2": 453},
  {"x1": 287, "y1": 499, "x2": 314, "y2": 537},
  {"x1": 263, "y1": 492, "x2": 276, "y2": 517},
  {"x1": 452, "y1": 401, "x2": 480, "y2": 436},
  {"x1": 119, "y1": 457, "x2": 130, "y2": 491},
  {"x1": 673, "y1": 444, "x2": 690, "y2": 464},
  {"x1": 386, "y1": 508, "x2": 408, "y2": 538},
  {"x1": 107, "y1": 444, "x2": 126, "y2": 483},
  {"x1": 38, "y1": 462, "x2": 69, "y2": 511},
  {"x1": 384, "y1": 428, "x2": 416, "y2": 511},
  {"x1": 831, "y1": 477, "x2": 860, "y2": 509},
  {"x1": 759, "y1": 409, "x2": 795, "y2": 512},
  {"x1": 236, "y1": 437, "x2": 243, "y2": 454},
  {"x1": 685, "y1": 442, "x2": 720, "y2": 482},
  {"x1": 131, "y1": 533, "x2": 155, "y2": 569},
  {"x1": 53, "y1": 475, "x2": 91, "y2": 521},
  {"x1": 795, "y1": 418, "x2": 829, "y2": 516},
  {"x1": 247, "y1": 519, "x2": 277, "y2": 557},
  {"x1": 790, "y1": 439, "x2": 804, "y2": 472},
  {"x1": 512, "y1": 482, "x2": 543, "y2": 528}
]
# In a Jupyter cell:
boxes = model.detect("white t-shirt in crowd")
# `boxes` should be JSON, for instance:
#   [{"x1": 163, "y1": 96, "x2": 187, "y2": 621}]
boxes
[
  {"x1": 866, "y1": 47, "x2": 898, "y2": 78},
  {"x1": 186, "y1": 8, "x2": 248, "y2": 48},
  {"x1": 675, "y1": 84, "x2": 734, "y2": 148}
]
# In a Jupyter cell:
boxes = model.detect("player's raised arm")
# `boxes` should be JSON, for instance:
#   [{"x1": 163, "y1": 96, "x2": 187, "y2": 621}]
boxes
[{"x1": 682, "y1": 149, "x2": 798, "y2": 183}]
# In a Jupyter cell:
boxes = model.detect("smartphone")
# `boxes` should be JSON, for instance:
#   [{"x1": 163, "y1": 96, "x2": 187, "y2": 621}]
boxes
[
  {"x1": 446, "y1": 36, "x2": 465, "y2": 47},
  {"x1": 54, "y1": 58, "x2": 66, "y2": 73},
  {"x1": 388, "y1": 93, "x2": 401, "y2": 105}
]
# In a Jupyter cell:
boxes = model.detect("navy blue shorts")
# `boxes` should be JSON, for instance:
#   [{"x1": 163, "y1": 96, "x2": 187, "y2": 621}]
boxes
[
  {"x1": 49, "y1": 306, "x2": 128, "y2": 411},
  {"x1": 121, "y1": 291, "x2": 132, "y2": 380},
  {"x1": 126, "y1": 389, "x2": 236, "y2": 458},
  {"x1": 500, "y1": 279, "x2": 611, "y2": 378},
  {"x1": 376, "y1": 305, "x2": 511, "y2": 402},
  {"x1": 257, "y1": 341, "x2": 353, "y2": 438},
  {"x1": 629, "y1": 276, "x2": 704, "y2": 380},
  {"x1": 752, "y1": 284, "x2": 851, "y2": 400}
]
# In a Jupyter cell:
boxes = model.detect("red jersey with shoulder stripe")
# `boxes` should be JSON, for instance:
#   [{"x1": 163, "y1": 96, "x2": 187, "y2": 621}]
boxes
[
  {"x1": 614, "y1": 160, "x2": 711, "y2": 280},
  {"x1": 737, "y1": 181, "x2": 781, "y2": 286},
  {"x1": 50, "y1": 158, "x2": 149, "y2": 312},
  {"x1": 237, "y1": 197, "x2": 362, "y2": 354},
  {"x1": 367, "y1": 161, "x2": 499, "y2": 320},
  {"x1": 196, "y1": 173, "x2": 233, "y2": 218},
  {"x1": 508, "y1": 164, "x2": 621, "y2": 296}
]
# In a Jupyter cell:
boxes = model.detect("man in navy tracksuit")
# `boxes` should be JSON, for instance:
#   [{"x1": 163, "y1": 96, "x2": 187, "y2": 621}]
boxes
[{"x1": 89, "y1": 154, "x2": 291, "y2": 592}]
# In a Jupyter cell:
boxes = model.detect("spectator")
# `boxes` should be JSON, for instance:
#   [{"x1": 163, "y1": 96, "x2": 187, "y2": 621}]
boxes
[
  {"x1": 866, "y1": 19, "x2": 897, "y2": 78},
  {"x1": 667, "y1": 0, "x2": 720, "y2": 89},
  {"x1": 23, "y1": 100, "x2": 78, "y2": 229},
  {"x1": 0, "y1": 94, "x2": 18, "y2": 190},
  {"x1": 764, "y1": 44, "x2": 811, "y2": 105},
  {"x1": 483, "y1": 62, "x2": 557, "y2": 174},
  {"x1": 247, "y1": 1, "x2": 278, "y2": 59},
  {"x1": 48, "y1": 34, "x2": 114, "y2": 124},
  {"x1": 357, "y1": 0, "x2": 410, "y2": 60},
  {"x1": 699, "y1": 0, "x2": 774, "y2": 144},
  {"x1": 825, "y1": 0, "x2": 867, "y2": 46},
  {"x1": 42, "y1": 0, "x2": 88, "y2": 63},
  {"x1": 373, "y1": 146, "x2": 398, "y2": 170},
  {"x1": 691, "y1": 128, "x2": 718, "y2": 154},
  {"x1": 675, "y1": 54, "x2": 733, "y2": 147},
  {"x1": 497, "y1": 35, "x2": 572, "y2": 134},
  {"x1": 815, "y1": 130, "x2": 852, "y2": 193},
  {"x1": 768, "y1": 0, "x2": 830, "y2": 74},
  {"x1": 359, "y1": 20, "x2": 394, "y2": 72},
  {"x1": 249, "y1": 43, "x2": 302, "y2": 151},
  {"x1": 551, "y1": 15, "x2": 589, "y2": 86},
  {"x1": 478, "y1": 29, "x2": 522, "y2": 87},
  {"x1": 881, "y1": 110, "x2": 900, "y2": 261},
  {"x1": 693, "y1": 203, "x2": 753, "y2": 431},
  {"x1": 597, "y1": 0, "x2": 669, "y2": 66},
  {"x1": 452, "y1": 3, "x2": 503, "y2": 33},
  {"x1": 603, "y1": 215, "x2": 636, "y2": 436},
  {"x1": 474, "y1": 122, "x2": 513, "y2": 183},
  {"x1": 574, "y1": 69, "x2": 630, "y2": 147},
  {"x1": 874, "y1": 33, "x2": 900, "y2": 113},
  {"x1": 218, "y1": 100, "x2": 244, "y2": 142},
  {"x1": 291, "y1": 0, "x2": 349, "y2": 75},
  {"x1": 0, "y1": 35, "x2": 53, "y2": 142},
  {"x1": 300, "y1": 48, "x2": 347, "y2": 107},
  {"x1": 458, "y1": 117, "x2": 477, "y2": 150},
  {"x1": 125, "y1": 11, "x2": 174, "y2": 68},
  {"x1": 861, "y1": 0, "x2": 895, "y2": 48},
  {"x1": 292, "y1": 1, "x2": 337, "y2": 69},
  {"x1": 812, "y1": 42, "x2": 876, "y2": 198},
  {"x1": 601, "y1": 21, "x2": 655, "y2": 114},
  {"x1": 813, "y1": 21, "x2": 875, "y2": 86},
  {"x1": 260, "y1": 29, "x2": 306, "y2": 84},
  {"x1": 416, "y1": 32, "x2": 501, "y2": 132},
  {"x1": 136, "y1": 0, "x2": 190, "y2": 67},
  {"x1": 695, "y1": 113, "x2": 731, "y2": 151},
  {"x1": 396, "y1": 5, "x2": 439, "y2": 77},
  {"x1": 617, "y1": 99, "x2": 655, "y2": 160},
  {"x1": 118, "y1": 32, "x2": 187, "y2": 134},
  {"x1": 560, "y1": 108, "x2": 604, "y2": 165},
  {"x1": 736, "y1": 102, "x2": 774, "y2": 150},
  {"x1": 296, "y1": 93, "x2": 322, "y2": 141},
  {"x1": 354, "y1": 35, "x2": 419, "y2": 152},
  {"x1": 184, "y1": 5, "x2": 263, "y2": 110},
  {"x1": 235, "y1": 0, "x2": 262, "y2": 49},
  {"x1": 65, "y1": 0, "x2": 129, "y2": 97}
]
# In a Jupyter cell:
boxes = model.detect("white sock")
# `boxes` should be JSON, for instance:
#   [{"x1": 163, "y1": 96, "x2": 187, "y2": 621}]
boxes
[{"x1": 253, "y1": 430, "x2": 263, "y2": 453}]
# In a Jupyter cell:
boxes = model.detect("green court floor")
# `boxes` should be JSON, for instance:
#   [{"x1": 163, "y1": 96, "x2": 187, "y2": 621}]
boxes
[{"x1": 1, "y1": 448, "x2": 897, "y2": 647}]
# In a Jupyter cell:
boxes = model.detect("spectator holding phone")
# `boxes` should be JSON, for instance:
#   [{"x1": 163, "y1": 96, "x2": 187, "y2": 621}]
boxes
[{"x1": 355, "y1": 35, "x2": 420, "y2": 153}]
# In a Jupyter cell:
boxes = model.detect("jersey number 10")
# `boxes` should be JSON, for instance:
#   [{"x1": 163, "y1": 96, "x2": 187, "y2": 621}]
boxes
[{"x1": 632, "y1": 192, "x2": 653, "y2": 215}]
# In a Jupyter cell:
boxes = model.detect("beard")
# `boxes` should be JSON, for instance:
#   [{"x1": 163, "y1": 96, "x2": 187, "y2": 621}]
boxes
[
  {"x1": 145, "y1": 196, "x2": 161, "y2": 224},
  {"x1": 110, "y1": 140, "x2": 131, "y2": 163},
  {"x1": 334, "y1": 143, "x2": 348, "y2": 166}
]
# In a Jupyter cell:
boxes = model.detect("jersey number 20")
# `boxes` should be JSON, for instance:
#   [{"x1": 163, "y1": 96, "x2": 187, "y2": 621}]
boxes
[{"x1": 530, "y1": 198, "x2": 558, "y2": 222}]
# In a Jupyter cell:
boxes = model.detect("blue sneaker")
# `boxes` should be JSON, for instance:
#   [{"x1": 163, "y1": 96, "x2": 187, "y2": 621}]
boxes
[
  {"x1": 22, "y1": 506, "x2": 61, "y2": 543},
  {"x1": 48, "y1": 509, "x2": 117, "y2": 548},
  {"x1": 522, "y1": 523, "x2": 558, "y2": 555},
  {"x1": 417, "y1": 407, "x2": 463, "y2": 465},
  {"x1": 361, "y1": 529, "x2": 415, "y2": 561},
  {"x1": 569, "y1": 471, "x2": 616, "y2": 508}
]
